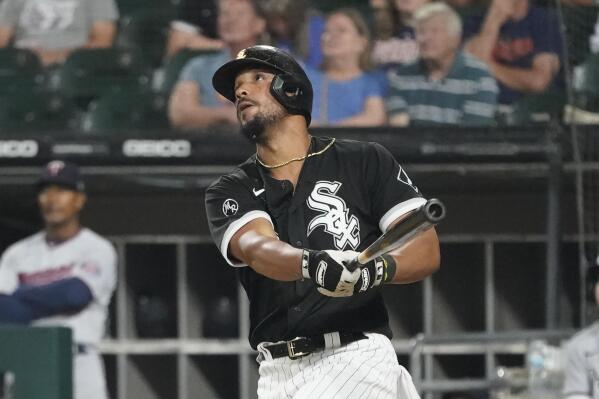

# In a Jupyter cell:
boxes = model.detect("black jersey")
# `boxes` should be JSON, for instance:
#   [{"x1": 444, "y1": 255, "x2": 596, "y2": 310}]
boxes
[{"x1": 205, "y1": 137, "x2": 424, "y2": 348}]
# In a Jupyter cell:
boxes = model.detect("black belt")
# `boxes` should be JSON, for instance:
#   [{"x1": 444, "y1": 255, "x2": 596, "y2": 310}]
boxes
[{"x1": 262, "y1": 332, "x2": 367, "y2": 360}]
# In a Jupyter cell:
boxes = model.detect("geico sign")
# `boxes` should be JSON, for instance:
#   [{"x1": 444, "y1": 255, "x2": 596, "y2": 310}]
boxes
[
  {"x1": 123, "y1": 140, "x2": 191, "y2": 157},
  {"x1": 0, "y1": 140, "x2": 38, "y2": 158}
]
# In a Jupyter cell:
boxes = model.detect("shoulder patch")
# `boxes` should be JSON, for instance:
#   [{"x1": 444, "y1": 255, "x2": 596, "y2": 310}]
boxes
[{"x1": 222, "y1": 199, "x2": 239, "y2": 217}]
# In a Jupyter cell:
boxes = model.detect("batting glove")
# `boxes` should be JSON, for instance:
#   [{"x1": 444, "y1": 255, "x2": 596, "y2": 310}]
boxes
[
  {"x1": 350, "y1": 254, "x2": 397, "y2": 294},
  {"x1": 302, "y1": 249, "x2": 361, "y2": 297}
]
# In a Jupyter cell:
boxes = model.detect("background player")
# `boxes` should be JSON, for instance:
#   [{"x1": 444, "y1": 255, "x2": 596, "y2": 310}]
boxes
[
  {"x1": 562, "y1": 262, "x2": 599, "y2": 398},
  {"x1": 206, "y1": 45, "x2": 440, "y2": 398},
  {"x1": 0, "y1": 160, "x2": 117, "y2": 399}
]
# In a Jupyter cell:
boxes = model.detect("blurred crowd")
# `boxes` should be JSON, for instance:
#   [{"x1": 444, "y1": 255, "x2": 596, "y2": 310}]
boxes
[{"x1": 0, "y1": 0, "x2": 596, "y2": 133}]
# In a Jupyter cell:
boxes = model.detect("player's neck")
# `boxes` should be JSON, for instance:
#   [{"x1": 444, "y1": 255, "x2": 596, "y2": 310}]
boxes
[
  {"x1": 257, "y1": 122, "x2": 311, "y2": 185},
  {"x1": 45, "y1": 220, "x2": 82, "y2": 243}
]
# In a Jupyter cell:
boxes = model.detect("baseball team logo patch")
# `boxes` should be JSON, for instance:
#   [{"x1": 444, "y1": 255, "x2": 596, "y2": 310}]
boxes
[
  {"x1": 307, "y1": 181, "x2": 360, "y2": 250},
  {"x1": 222, "y1": 199, "x2": 239, "y2": 217}
]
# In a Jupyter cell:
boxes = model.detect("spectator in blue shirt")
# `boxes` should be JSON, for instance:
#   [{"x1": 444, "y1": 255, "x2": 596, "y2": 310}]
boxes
[
  {"x1": 306, "y1": 8, "x2": 386, "y2": 126},
  {"x1": 463, "y1": 0, "x2": 562, "y2": 106}
]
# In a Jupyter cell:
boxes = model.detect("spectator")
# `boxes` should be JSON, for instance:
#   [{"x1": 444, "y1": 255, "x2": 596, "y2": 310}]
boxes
[
  {"x1": 0, "y1": 0, "x2": 118, "y2": 66},
  {"x1": 463, "y1": 0, "x2": 562, "y2": 107},
  {"x1": 386, "y1": 2, "x2": 498, "y2": 126},
  {"x1": 370, "y1": 0, "x2": 432, "y2": 69},
  {"x1": 168, "y1": 0, "x2": 266, "y2": 130},
  {"x1": 165, "y1": 0, "x2": 223, "y2": 58},
  {"x1": 258, "y1": 0, "x2": 325, "y2": 68},
  {"x1": 305, "y1": 8, "x2": 386, "y2": 126}
]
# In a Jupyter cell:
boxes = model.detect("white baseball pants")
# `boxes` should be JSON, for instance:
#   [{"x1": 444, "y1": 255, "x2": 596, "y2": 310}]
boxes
[{"x1": 256, "y1": 333, "x2": 420, "y2": 399}]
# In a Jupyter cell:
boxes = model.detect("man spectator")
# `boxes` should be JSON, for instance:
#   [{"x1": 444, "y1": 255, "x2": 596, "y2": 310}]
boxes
[
  {"x1": 0, "y1": 0, "x2": 118, "y2": 66},
  {"x1": 463, "y1": 0, "x2": 562, "y2": 107},
  {"x1": 165, "y1": 0, "x2": 223, "y2": 58},
  {"x1": 168, "y1": 0, "x2": 266, "y2": 130},
  {"x1": 387, "y1": 2, "x2": 498, "y2": 126}
]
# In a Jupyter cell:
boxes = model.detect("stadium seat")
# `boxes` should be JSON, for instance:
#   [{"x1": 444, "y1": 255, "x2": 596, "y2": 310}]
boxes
[
  {"x1": 80, "y1": 90, "x2": 170, "y2": 135},
  {"x1": 0, "y1": 48, "x2": 45, "y2": 95},
  {"x1": 509, "y1": 90, "x2": 566, "y2": 126},
  {"x1": 510, "y1": 88, "x2": 566, "y2": 126},
  {"x1": 48, "y1": 48, "x2": 152, "y2": 107},
  {"x1": 116, "y1": 0, "x2": 178, "y2": 17},
  {"x1": 0, "y1": 91, "x2": 79, "y2": 134},
  {"x1": 117, "y1": 8, "x2": 176, "y2": 67},
  {"x1": 573, "y1": 53, "x2": 599, "y2": 111},
  {"x1": 158, "y1": 49, "x2": 219, "y2": 95},
  {"x1": 561, "y1": 5, "x2": 599, "y2": 67}
]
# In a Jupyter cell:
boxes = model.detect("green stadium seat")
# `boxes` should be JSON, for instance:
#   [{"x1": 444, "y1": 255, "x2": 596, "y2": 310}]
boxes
[
  {"x1": 0, "y1": 48, "x2": 45, "y2": 95},
  {"x1": 48, "y1": 48, "x2": 152, "y2": 107},
  {"x1": 509, "y1": 90, "x2": 566, "y2": 126},
  {"x1": 159, "y1": 49, "x2": 219, "y2": 95},
  {"x1": 573, "y1": 53, "x2": 599, "y2": 111},
  {"x1": 0, "y1": 91, "x2": 79, "y2": 134},
  {"x1": 116, "y1": 0, "x2": 179, "y2": 16},
  {"x1": 81, "y1": 90, "x2": 170, "y2": 135},
  {"x1": 561, "y1": 5, "x2": 599, "y2": 67},
  {"x1": 117, "y1": 8, "x2": 176, "y2": 67}
]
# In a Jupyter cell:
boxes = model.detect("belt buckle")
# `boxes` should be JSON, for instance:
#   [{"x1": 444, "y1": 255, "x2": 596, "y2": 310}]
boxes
[{"x1": 287, "y1": 337, "x2": 309, "y2": 359}]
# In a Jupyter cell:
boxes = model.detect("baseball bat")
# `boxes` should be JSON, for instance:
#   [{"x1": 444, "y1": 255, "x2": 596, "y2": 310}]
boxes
[{"x1": 347, "y1": 198, "x2": 446, "y2": 272}]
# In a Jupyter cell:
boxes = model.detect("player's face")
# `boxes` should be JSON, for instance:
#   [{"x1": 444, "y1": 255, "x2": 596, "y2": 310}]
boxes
[
  {"x1": 417, "y1": 14, "x2": 459, "y2": 62},
  {"x1": 38, "y1": 185, "x2": 86, "y2": 227},
  {"x1": 234, "y1": 69, "x2": 286, "y2": 125}
]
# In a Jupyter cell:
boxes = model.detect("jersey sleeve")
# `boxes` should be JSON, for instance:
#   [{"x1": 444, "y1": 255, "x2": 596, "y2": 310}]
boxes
[
  {"x1": 364, "y1": 142, "x2": 425, "y2": 232},
  {"x1": 0, "y1": 246, "x2": 19, "y2": 294},
  {"x1": 71, "y1": 241, "x2": 117, "y2": 306},
  {"x1": 205, "y1": 174, "x2": 274, "y2": 267},
  {"x1": 562, "y1": 337, "x2": 592, "y2": 397}
]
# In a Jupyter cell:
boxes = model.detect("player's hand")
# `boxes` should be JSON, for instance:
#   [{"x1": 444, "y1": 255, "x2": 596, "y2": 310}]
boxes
[
  {"x1": 351, "y1": 254, "x2": 397, "y2": 294},
  {"x1": 302, "y1": 249, "x2": 361, "y2": 297}
]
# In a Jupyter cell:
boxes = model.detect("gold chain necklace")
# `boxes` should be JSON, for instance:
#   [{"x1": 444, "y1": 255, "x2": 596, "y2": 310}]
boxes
[{"x1": 256, "y1": 138, "x2": 336, "y2": 169}]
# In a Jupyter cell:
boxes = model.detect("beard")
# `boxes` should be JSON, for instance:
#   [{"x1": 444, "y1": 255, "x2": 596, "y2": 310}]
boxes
[{"x1": 239, "y1": 108, "x2": 285, "y2": 144}]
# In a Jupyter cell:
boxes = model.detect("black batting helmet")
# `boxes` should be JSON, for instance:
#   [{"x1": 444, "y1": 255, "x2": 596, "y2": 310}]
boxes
[{"x1": 212, "y1": 45, "x2": 313, "y2": 125}]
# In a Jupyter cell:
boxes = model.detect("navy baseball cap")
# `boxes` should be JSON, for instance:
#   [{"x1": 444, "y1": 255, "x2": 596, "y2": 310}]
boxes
[{"x1": 38, "y1": 160, "x2": 85, "y2": 192}]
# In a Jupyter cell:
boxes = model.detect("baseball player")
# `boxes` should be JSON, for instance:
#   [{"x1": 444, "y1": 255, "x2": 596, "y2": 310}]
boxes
[
  {"x1": 0, "y1": 160, "x2": 117, "y2": 399},
  {"x1": 205, "y1": 45, "x2": 440, "y2": 398},
  {"x1": 563, "y1": 263, "x2": 599, "y2": 398}
]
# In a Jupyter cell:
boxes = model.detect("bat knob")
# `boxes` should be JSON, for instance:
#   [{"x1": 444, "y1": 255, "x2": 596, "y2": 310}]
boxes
[{"x1": 424, "y1": 199, "x2": 446, "y2": 223}]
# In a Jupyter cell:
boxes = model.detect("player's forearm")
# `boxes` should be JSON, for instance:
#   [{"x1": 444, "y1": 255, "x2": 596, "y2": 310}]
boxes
[
  {"x1": 388, "y1": 228, "x2": 440, "y2": 284},
  {"x1": 236, "y1": 234, "x2": 304, "y2": 281}
]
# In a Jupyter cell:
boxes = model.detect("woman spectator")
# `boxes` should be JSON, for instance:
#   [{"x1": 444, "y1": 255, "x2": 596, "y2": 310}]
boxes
[
  {"x1": 370, "y1": 0, "x2": 432, "y2": 68},
  {"x1": 305, "y1": 8, "x2": 386, "y2": 126}
]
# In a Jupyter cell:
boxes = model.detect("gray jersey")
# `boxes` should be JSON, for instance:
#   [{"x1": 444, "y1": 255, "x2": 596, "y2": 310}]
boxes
[
  {"x1": 0, "y1": 0, "x2": 118, "y2": 50},
  {"x1": 563, "y1": 322, "x2": 599, "y2": 399},
  {"x1": 0, "y1": 228, "x2": 117, "y2": 345}
]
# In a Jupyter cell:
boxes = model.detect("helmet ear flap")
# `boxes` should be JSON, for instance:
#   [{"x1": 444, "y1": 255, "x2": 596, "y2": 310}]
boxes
[{"x1": 269, "y1": 74, "x2": 312, "y2": 125}]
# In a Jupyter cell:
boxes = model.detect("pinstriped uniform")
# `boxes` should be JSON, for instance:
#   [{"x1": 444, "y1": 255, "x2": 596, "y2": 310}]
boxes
[{"x1": 257, "y1": 333, "x2": 420, "y2": 399}]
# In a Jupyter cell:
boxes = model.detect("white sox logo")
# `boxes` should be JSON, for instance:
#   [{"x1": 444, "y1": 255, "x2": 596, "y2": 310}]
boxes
[{"x1": 307, "y1": 181, "x2": 360, "y2": 250}]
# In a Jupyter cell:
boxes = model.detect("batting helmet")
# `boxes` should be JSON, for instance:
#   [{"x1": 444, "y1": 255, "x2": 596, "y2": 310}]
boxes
[{"x1": 212, "y1": 45, "x2": 313, "y2": 125}]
